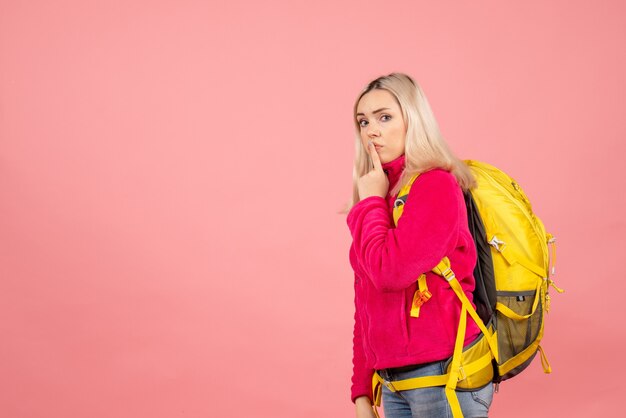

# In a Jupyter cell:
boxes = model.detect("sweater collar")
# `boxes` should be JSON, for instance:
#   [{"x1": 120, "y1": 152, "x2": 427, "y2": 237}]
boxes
[{"x1": 382, "y1": 153, "x2": 406, "y2": 190}]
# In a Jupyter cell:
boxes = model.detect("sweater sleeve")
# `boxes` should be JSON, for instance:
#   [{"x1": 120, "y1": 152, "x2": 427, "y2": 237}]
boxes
[
  {"x1": 351, "y1": 275, "x2": 374, "y2": 404},
  {"x1": 346, "y1": 169, "x2": 461, "y2": 292}
]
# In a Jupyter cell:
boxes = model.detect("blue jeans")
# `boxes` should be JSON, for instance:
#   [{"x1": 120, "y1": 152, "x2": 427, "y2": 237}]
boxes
[{"x1": 379, "y1": 361, "x2": 493, "y2": 418}]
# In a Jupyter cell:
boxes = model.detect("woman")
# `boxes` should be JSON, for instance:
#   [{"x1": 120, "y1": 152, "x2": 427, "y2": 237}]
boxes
[{"x1": 344, "y1": 73, "x2": 494, "y2": 418}]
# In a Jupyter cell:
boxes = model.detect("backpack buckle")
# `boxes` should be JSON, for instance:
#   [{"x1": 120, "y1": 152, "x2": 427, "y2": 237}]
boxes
[
  {"x1": 488, "y1": 235, "x2": 506, "y2": 252},
  {"x1": 457, "y1": 366, "x2": 467, "y2": 381},
  {"x1": 394, "y1": 197, "x2": 406, "y2": 209},
  {"x1": 383, "y1": 378, "x2": 398, "y2": 392},
  {"x1": 441, "y1": 267, "x2": 456, "y2": 282},
  {"x1": 412, "y1": 290, "x2": 432, "y2": 307}
]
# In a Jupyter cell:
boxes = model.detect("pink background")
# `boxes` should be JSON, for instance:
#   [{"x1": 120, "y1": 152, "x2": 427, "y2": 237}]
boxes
[{"x1": 1, "y1": 0, "x2": 624, "y2": 416}]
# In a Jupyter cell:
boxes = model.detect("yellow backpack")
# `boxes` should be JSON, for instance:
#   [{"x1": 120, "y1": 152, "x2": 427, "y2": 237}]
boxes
[{"x1": 371, "y1": 160, "x2": 564, "y2": 418}]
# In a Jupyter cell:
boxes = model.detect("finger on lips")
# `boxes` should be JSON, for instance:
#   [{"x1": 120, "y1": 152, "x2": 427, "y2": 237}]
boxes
[{"x1": 370, "y1": 142, "x2": 381, "y2": 164}]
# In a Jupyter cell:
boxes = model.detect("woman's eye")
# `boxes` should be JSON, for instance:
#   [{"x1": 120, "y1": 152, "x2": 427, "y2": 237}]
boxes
[
  {"x1": 358, "y1": 119, "x2": 368, "y2": 127},
  {"x1": 381, "y1": 114, "x2": 391, "y2": 121}
]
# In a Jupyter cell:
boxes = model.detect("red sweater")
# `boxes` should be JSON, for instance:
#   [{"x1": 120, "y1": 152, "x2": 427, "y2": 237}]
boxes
[{"x1": 346, "y1": 153, "x2": 480, "y2": 403}]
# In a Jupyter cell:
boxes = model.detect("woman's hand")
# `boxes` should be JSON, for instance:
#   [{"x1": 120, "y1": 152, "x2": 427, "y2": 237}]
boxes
[
  {"x1": 355, "y1": 396, "x2": 377, "y2": 418},
  {"x1": 357, "y1": 141, "x2": 389, "y2": 200}
]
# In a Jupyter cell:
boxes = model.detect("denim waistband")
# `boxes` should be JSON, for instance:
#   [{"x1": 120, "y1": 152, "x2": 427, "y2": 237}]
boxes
[{"x1": 377, "y1": 359, "x2": 445, "y2": 379}]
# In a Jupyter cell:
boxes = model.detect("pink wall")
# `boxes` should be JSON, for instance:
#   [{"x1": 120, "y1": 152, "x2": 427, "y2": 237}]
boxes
[{"x1": 1, "y1": 0, "x2": 623, "y2": 416}]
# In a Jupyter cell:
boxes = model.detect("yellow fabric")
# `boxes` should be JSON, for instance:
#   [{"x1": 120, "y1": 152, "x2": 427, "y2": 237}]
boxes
[
  {"x1": 547, "y1": 233, "x2": 557, "y2": 276},
  {"x1": 440, "y1": 260, "x2": 499, "y2": 362},
  {"x1": 538, "y1": 345, "x2": 552, "y2": 374},
  {"x1": 548, "y1": 279, "x2": 565, "y2": 294},
  {"x1": 447, "y1": 277, "x2": 500, "y2": 369},
  {"x1": 410, "y1": 274, "x2": 431, "y2": 318},
  {"x1": 370, "y1": 270, "x2": 496, "y2": 418},
  {"x1": 380, "y1": 160, "x2": 564, "y2": 416},
  {"x1": 456, "y1": 351, "x2": 493, "y2": 385},
  {"x1": 494, "y1": 280, "x2": 542, "y2": 320},
  {"x1": 464, "y1": 160, "x2": 563, "y2": 376},
  {"x1": 444, "y1": 301, "x2": 467, "y2": 418},
  {"x1": 373, "y1": 371, "x2": 449, "y2": 393},
  {"x1": 432, "y1": 257, "x2": 457, "y2": 281},
  {"x1": 392, "y1": 173, "x2": 420, "y2": 226},
  {"x1": 372, "y1": 373, "x2": 382, "y2": 418},
  {"x1": 498, "y1": 245, "x2": 547, "y2": 279},
  {"x1": 465, "y1": 160, "x2": 551, "y2": 289}
]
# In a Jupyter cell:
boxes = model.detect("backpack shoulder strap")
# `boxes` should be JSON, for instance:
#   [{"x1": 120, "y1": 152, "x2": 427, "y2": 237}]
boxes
[
  {"x1": 392, "y1": 173, "x2": 420, "y2": 227},
  {"x1": 432, "y1": 257, "x2": 498, "y2": 361}
]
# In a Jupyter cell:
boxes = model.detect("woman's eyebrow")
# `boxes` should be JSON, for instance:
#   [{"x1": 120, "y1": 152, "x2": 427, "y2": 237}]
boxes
[{"x1": 356, "y1": 107, "x2": 390, "y2": 117}]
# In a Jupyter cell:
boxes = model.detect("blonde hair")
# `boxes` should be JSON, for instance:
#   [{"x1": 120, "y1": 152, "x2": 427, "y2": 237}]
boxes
[{"x1": 339, "y1": 72, "x2": 476, "y2": 214}]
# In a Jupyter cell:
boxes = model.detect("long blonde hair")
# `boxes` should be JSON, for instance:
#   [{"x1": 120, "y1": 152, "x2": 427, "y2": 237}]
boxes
[{"x1": 339, "y1": 72, "x2": 476, "y2": 214}]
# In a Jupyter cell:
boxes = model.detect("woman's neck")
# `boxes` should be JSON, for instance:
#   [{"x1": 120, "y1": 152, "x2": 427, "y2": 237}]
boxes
[{"x1": 381, "y1": 153, "x2": 406, "y2": 191}]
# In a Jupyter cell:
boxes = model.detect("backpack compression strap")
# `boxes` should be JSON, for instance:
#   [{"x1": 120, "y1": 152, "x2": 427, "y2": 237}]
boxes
[{"x1": 432, "y1": 257, "x2": 499, "y2": 362}]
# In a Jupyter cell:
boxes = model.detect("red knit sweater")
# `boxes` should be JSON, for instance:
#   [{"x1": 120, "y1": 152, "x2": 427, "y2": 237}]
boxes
[{"x1": 347, "y1": 153, "x2": 480, "y2": 403}]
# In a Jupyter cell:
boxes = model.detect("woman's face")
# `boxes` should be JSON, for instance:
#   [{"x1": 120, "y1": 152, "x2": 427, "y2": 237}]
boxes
[{"x1": 356, "y1": 89, "x2": 407, "y2": 164}]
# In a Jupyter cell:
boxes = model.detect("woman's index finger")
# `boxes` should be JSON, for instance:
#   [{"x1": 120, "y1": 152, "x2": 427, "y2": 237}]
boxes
[{"x1": 368, "y1": 141, "x2": 383, "y2": 171}]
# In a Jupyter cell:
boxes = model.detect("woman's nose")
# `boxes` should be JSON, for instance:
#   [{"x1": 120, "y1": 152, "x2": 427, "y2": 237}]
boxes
[{"x1": 367, "y1": 124, "x2": 381, "y2": 137}]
